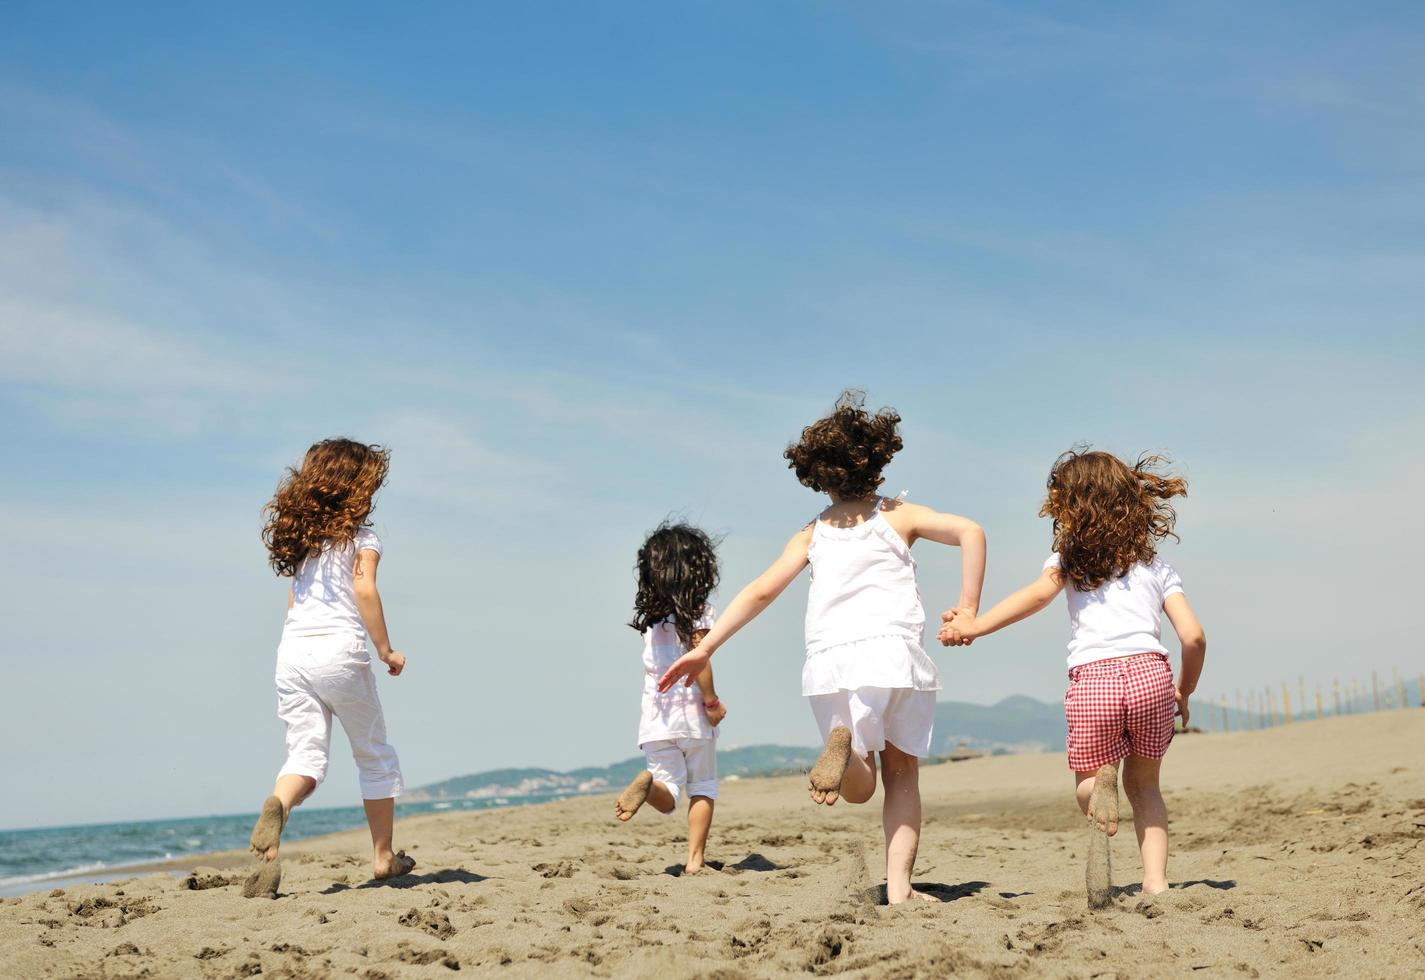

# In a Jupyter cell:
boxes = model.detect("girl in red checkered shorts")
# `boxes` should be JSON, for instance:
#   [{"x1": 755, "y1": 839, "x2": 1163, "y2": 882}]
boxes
[{"x1": 938, "y1": 449, "x2": 1206, "y2": 897}]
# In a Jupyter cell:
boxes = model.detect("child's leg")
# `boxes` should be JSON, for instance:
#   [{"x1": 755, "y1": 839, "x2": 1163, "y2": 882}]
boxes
[
  {"x1": 618, "y1": 742, "x2": 682, "y2": 820},
  {"x1": 253, "y1": 673, "x2": 332, "y2": 860},
  {"x1": 1122, "y1": 754, "x2": 1168, "y2": 895},
  {"x1": 879, "y1": 742, "x2": 929, "y2": 904},
  {"x1": 685, "y1": 797, "x2": 714, "y2": 872}
]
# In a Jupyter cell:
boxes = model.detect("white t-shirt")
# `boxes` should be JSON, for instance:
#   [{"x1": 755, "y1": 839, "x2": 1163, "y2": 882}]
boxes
[
  {"x1": 282, "y1": 528, "x2": 383, "y2": 641},
  {"x1": 1044, "y1": 553, "x2": 1184, "y2": 669},
  {"x1": 638, "y1": 608, "x2": 717, "y2": 747}
]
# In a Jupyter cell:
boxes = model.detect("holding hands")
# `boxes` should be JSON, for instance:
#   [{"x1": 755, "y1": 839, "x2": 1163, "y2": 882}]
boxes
[{"x1": 937, "y1": 607, "x2": 979, "y2": 647}]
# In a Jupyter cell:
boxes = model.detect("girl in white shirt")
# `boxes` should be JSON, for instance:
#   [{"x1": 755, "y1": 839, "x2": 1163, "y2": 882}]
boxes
[
  {"x1": 246, "y1": 438, "x2": 413, "y2": 894},
  {"x1": 940, "y1": 449, "x2": 1207, "y2": 899},
  {"x1": 615, "y1": 523, "x2": 728, "y2": 876},
  {"x1": 659, "y1": 391, "x2": 986, "y2": 904}
]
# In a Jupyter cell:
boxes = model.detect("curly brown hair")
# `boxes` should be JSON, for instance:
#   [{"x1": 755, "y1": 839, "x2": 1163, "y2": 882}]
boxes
[
  {"x1": 784, "y1": 390, "x2": 903, "y2": 500},
  {"x1": 1041, "y1": 448, "x2": 1187, "y2": 591},
  {"x1": 629, "y1": 522, "x2": 720, "y2": 645},
  {"x1": 262, "y1": 438, "x2": 390, "y2": 577}
]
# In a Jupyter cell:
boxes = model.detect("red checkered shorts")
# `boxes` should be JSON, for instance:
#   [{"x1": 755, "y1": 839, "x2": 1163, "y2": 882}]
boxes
[{"x1": 1064, "y1": 652, "x2": 1175, "y2": 771}]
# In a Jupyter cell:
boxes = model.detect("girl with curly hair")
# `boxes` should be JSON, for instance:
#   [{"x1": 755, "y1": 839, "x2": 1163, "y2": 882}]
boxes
[
  {"x1": 246, "y1": 438, "x2": 414, "y2": 893},
  {"x1": 614, "y1": 522, "x2": 728, "y2": 875},
  {"x1": 939, "y1": 449, "x2": 1207, "y2": 899},
  {"x1": 659, "y1": 391, "x2": 986, "y2": 904}
]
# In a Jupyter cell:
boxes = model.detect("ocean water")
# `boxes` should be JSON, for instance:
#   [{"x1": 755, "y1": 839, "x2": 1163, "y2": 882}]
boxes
[{"x1": 0, "y1": 797, "x2": 524, "y2": 897}]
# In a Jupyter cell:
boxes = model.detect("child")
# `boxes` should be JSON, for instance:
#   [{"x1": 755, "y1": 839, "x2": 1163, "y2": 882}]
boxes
[
  {"x1": 615, "y1": 522, "x2": 728, "y2": 876},
  {"x1": 939, "y1": 449, "x2": 1206, "y2": 898},
  {"x1": 659, "y1": 391, "x2": 985, "y2": 904},
  {"x1": 247, "y1": 438, "x2": 414, "y2": 889}
]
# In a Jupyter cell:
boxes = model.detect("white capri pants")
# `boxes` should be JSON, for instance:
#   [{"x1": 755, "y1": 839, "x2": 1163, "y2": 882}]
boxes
[
  {"x1": 641, "y1": 737, "x2": 718, "y2": 805},
  {"x1": 808, "y1": 686, "x2": 937, "y2": 759},
  {"x1": 274, "y1": 634, "x2": 403, "y2": 800}
]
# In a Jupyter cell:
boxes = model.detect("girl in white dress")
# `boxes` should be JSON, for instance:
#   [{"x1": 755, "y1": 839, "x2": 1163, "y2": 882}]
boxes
[
  {"x1": 246, "y1": 438, "x2": 413, "y2": 895},
  {"x1": 659, "y1": 391, "x2": 985, "y2": 903},
  {"x1": 615, "y1": 523, "x2": 728, "y2": 875}
]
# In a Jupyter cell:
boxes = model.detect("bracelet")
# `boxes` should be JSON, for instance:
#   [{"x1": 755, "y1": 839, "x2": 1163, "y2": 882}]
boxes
[{"x1": 703, "y1": 698, "x2": 720, "y2": 709}]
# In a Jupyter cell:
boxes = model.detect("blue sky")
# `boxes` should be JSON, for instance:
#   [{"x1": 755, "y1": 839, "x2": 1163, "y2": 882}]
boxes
[{"x1": 3, "y1": 2, "x2": 1422, "y2": 829}]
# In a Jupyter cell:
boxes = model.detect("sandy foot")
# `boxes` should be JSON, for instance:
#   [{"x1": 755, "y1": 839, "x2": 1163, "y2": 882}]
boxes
[
  {"x1": 809, "y1": 727, "x2": 852, "y2": 806},
  {"x1": 374, "y1": 850, "x2": 416, "y2": 880},
  {"x1": 1087, "y1": 763, "x2": 1119, "y2": 836},
  {"x1": 249, "y1": 796, "x2": 285, "y2": 861},
  {"x1": 615, "y1": 771, "x2": 653, "y2": 822}
]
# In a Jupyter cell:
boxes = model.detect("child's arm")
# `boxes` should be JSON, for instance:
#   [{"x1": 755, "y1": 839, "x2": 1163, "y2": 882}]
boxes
[
  {"x1": 689, "y1": 636, "x2": 727, "y2": 726},
  {"x1": 1163, "y1": 593, "x2": 1206, "y2": 724},
  {"x1": 657, "y1": 525, "x2": 814, "y2": 692},
  {"x1": 902, "y1": 504, "x2": 987, "y2": 615},
  {"x1": 938, "y1": 566, "x2": 1064, "y2": 645},
  {"x1": 353, "y1": 549, "x2": 405, "y2": 676}
]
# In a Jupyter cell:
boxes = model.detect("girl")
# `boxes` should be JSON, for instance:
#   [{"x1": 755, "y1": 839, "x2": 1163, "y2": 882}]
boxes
[
  {"x1": 939, "y1": 449, "x2": 1206, "y2": 898},
  {"x1": 615, "y1": 523, "x2": 728, "y2": 876},
  {"x1": 659, "y1": 391, "x2": 985, "y2": 904},
  {"x1": 247, "y1": 438, "x2": 414, "y2": 887}
]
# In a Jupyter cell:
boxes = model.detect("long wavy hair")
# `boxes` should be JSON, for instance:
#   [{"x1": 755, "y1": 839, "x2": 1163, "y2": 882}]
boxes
[
  {"x1": 1041, "y1": 448, "x2": 1187, "y2": 591},
  {"x1": 630, "y1": 522, "x2": 720, "y2": 645},
  {"x1": 784, "y1": 389, "x2": 903, "y2": 500},
  {"x1": 262, "y1": 438, "x2": 390, "y2": 577}
]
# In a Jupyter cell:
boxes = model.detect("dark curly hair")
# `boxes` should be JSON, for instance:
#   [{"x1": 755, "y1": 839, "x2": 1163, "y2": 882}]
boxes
[
  {"x1": 630, "y1": 522, "x2": 720, "y2": 645},
  {"x1": 784, "y1": 390, "x2": 903, "y2": 500},
  {"x1": 1041, "y1": 448, "x2": 1187, "y2": 591},
  {"x1": 262, "y1": 438, "x2": 390, "y2": 577}
]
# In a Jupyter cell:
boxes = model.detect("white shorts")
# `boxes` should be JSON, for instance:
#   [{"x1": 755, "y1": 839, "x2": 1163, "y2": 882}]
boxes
[
  {"x1": 808, "y1": 687, "x2": 937, "y2": 759},
  {"x1": 642, "y1": 737, "x2": 718, "y2": 805},
  {"x1": 275, "y1": 633, "x2": 403, "y2": 800}
]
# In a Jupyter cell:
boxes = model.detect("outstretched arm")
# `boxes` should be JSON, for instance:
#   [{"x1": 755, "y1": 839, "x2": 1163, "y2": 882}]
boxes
[
  {"x1": 907, "y1": 505, "x2": 987, "y2": 614},
  {"x1": 939, "y1": 566, "x2": 1063, "y2": 645},
  {"x1": 1163, "y1": 593, "x2": 1205, "y2": 723},
  {"x1": 657, "y1": 525, "x2": 813, "y2": 692}
]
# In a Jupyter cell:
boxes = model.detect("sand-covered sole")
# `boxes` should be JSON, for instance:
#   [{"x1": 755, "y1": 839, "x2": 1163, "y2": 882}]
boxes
[
  {"x1": 809, "y1": 727, "x2": 852, "y2": 805},
  {"x1": 615, "y1": 771, "x2": 653, "y2": 821},
  {"x1": 249, "y1": 796, "x2": 285, "y2": 860}
]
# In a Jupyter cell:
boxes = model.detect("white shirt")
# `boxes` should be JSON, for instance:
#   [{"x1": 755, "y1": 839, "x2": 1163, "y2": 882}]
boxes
[
  {"x1": 1044, "y1": 553, "x2": 1184, "y2": 669},
  {"x1": 639, "y1": 608, "x2": 717, "y2": 746},
  {"x1": 282, "y1": 528, "x2": 383, "y2": 641},
  {"x1": 801, "y1": 501, "x2": 940, "y2": 695}
]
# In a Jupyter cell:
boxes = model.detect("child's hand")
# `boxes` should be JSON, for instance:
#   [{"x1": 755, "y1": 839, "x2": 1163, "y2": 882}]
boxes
[
  {"x1": 938, "y1": 608, "x2": 976, "y2": 647},
  {"x1": 705, "y1": 700, "x2": 728, "y2": 727},
  {"x1": 381, "y1": 651, "x2": 406, "y2": 676},
  {"x1": 1174, "y1": 687, "x2": 1189, "y2": 725},
  {"x1": 658, "y1": 646, "x2": 710, "y2": 692}
]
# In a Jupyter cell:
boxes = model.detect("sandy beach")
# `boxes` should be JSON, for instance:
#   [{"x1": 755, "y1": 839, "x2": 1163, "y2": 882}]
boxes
[{"x1": 3, "y1": 709, "x2": 1421, "y2": 978}]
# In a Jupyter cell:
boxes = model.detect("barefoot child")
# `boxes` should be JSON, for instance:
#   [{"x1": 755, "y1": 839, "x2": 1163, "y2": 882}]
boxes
[
  {"x1": 615, "y1": 523, "x2": 728, "y2": 875},
  {"x1": 660, "y1": 391, "x2": 985, "y2": 904},
  {"x1": 247, "y1": 438, "x2": 414, "y2": 890},
  {"x1": 940, "y1": 449, "x2": 1207, "y2": 898}
]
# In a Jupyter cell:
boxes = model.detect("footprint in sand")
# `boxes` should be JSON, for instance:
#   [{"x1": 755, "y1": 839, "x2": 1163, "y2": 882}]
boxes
[{"x1": 241, "y1": 862, "x2": 282, "y2": 900}]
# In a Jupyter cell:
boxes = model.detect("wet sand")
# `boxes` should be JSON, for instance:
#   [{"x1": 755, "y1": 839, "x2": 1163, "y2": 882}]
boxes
[{"x1": 2, "y1": 709, "x2": 1421, "y2": 978}]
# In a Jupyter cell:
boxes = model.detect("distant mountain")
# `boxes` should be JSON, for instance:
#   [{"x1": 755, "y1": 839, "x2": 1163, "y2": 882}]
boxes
[{"x1": 408, "y1": 696, "x2": 1063, "y2": 804}]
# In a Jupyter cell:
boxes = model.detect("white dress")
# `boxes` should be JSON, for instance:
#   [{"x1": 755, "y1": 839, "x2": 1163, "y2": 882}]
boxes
[
  {"x1": 637, "y1": 610, "x2": 719, "y2": 804},
  {"x1": 803, "y1": 498, "x2": 939, "y2": 758}
]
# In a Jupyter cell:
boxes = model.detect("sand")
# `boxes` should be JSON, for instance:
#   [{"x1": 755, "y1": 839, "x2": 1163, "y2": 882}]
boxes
[{"x1": 3, "y1": 709, "x2": 1422, "y2": 978}]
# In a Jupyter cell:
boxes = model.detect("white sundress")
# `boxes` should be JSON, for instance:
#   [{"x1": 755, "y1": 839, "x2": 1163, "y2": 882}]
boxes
[{"x1": 803, "y1": 497, "x2": 939, "y2": 758}]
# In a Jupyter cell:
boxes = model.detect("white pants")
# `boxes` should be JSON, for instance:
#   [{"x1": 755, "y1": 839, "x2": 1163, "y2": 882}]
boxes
[
  {"x1": 808, "y1": 687, "x2": 937, "y2": 759},
  {"x1": 642, "y1": 737, "x2": 718, "y2": 805},
  {"x1": 275, "y1": 634, "x2": 403, "y2": 800}
]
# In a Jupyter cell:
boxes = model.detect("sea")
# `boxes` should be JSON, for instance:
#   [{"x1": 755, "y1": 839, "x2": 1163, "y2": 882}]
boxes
[{"x1": 0, "y1": 797, "x2": 521, "y2": 897}]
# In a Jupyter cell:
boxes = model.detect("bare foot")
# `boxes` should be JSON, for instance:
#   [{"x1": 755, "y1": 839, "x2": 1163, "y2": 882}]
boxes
[
  {"x1": 888, "y1": 886, "x2": 936, "y2": 905},
  {"x1": 809, "y1": 727, "x2": 852, "y2": 806},
  {"x1": 683, "y1": 857, "x2": 705, "y2": 875},
  {"x1": 249, "y1": 795, "x2": 286, "y2": 861},
  {"x1": 1087, "y1": 763, "x2": 1120, "y2": 836},
  {"x1": 1086, "y1": 826, "x2": 1112, "y2": 910},
  {"x1": 1141, "y1": 879, "x2": 1169, "y2": 897},
  {"x1": 241, "y1": 860, "x2": 282, "y2": 899},
  {"x1": 615, "y1": 771, "x2": 653, "y2": 822},
  {"x1": 374, "y1": 850, "x2": 416, "y2": 880}
]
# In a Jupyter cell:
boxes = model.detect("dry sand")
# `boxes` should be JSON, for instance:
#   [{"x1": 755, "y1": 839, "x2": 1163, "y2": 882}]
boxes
[{"x1": 3, "y1": 709, "x2": 1422, "y2": 978}]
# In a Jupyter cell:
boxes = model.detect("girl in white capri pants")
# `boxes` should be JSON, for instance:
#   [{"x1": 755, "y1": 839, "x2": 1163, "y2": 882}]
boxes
[
  {"x1": 247, "y1": 438, "x2": 414, "y2": 888},
  {"x1": 660, "y1": 391, "x2": 986, "y2": 904},
  {"x1": 614, "y1": 522, "x2": 728, "y2": 876}
]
